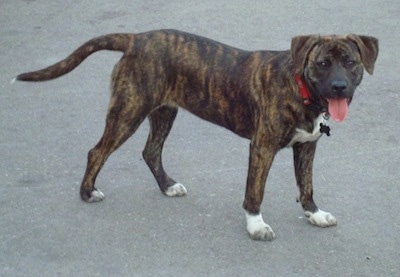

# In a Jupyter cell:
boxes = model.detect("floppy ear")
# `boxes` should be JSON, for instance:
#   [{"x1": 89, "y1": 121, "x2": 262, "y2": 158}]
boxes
[
  {"x1": 291, "y1": 35, "x2": 320, "y2": 74},
  {"x1": 346, "y1": 34, "x2": 379, "y2": 75}
]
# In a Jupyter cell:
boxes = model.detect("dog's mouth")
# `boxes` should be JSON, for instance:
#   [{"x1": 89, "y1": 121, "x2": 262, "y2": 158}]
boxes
[{"x1": 326, "y1": 98, "x2": 351, "y2": 122}]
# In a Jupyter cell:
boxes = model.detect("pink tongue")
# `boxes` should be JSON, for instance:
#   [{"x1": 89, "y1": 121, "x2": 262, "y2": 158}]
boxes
[{"x1": 328, "y1": 99, "x2": 349, "y2": 122}]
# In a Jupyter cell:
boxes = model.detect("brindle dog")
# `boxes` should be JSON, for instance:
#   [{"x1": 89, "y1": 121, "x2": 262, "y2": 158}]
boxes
[{"x1": 16, "y1": 30, "x2": 378, "y2": 240}]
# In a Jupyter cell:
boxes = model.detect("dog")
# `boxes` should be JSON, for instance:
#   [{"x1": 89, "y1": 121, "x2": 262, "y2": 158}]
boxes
[{"x1": 15, "y1": 29, "x2": 378, "y2": 240}]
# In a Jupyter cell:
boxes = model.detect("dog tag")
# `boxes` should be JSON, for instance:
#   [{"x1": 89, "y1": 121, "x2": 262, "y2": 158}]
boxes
[{"x1": 319, "y1": 123, "x2": 331, "y2": 136}]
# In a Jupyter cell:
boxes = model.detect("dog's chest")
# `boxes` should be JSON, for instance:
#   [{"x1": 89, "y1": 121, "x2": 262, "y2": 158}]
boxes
[{"x1": 287, "y1": 113, "x2": 327, "y2": 146}]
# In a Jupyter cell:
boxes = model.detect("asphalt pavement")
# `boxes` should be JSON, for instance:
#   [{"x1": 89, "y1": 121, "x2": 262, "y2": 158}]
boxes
[{"x1": 1, "y1": 0, "x2": 399, "y2": 276}]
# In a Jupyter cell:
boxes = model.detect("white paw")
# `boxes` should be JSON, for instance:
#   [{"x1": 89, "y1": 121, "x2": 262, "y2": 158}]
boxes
[
  {"x1": 87, "y1": 189, "x2": 105, "y2": 203},
  {"x1": 305, "y1": 209, "x2": 337, "y2": 227},
  {"x1": 165, "y1": 183, "x2": 187, "y2": 197},
  {"x1": 245, "y1": 212, "x2": 276, "y2": 241}
]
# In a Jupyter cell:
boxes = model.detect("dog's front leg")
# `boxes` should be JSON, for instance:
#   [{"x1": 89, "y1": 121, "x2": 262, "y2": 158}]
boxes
[
  {"x1": 242, "y1": 138, "x2": 277, "y2": 241},
  {"x1": 293, "y1": 141, "x2": 337, "y2": 227}
]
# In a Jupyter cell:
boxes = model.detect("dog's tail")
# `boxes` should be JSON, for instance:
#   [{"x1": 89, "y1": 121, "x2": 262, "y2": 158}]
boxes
[{"x1": 15, "y1": 33, "x2": 134, "y2": 82}]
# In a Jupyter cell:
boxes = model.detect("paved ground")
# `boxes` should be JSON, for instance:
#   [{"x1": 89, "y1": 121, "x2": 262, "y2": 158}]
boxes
[{"x1": 1, "y1": 0, "x2": 399, "y2": 276}]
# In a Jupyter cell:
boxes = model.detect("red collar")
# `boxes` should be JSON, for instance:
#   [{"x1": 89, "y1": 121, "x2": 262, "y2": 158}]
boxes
[{"x1": 295, "y1": 74, "x2": 311, "y2": 105}]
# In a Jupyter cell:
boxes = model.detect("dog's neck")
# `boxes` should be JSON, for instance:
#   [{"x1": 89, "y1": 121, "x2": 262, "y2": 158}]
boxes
[
  {"x1": 295, "y1": 74, "x2": 327, "y2": 115},
  {"x1": 294, "y1": 74, "x2": 331, "y2": 137},
  {"x1": 295, "y1": 74, "x2": 312, "y2": 106}
]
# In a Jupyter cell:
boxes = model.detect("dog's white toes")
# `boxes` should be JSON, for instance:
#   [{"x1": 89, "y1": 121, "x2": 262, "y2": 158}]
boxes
[
  {"x1": 305, "y1": 209, "x2": 337, "y2": 227},
  {"x1": 245, "y1": 212, "x2": 276, "y2": 241},
  {"x1": 249, "y1": 225, "x2": 276, "y2": 241},
  {"x1": 165, "y1": 183, "x2": 187, "y2": 197},
  {"x1": 87, "y1": 189, "x2": 105, "y2": 203}
]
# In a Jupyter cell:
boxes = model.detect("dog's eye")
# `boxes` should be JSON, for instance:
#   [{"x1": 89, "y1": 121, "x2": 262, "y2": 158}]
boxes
[
  {"x1": 345, "y1": 60, "x2": 356, "y2": 69},
  {"x1": 317, "y1": 60, "x2": 331, "y2": 68}
]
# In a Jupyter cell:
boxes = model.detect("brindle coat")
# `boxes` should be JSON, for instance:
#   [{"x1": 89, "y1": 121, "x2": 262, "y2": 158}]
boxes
[{"x1": 16, "y1": 30, "x2": 378, "y2": 240}]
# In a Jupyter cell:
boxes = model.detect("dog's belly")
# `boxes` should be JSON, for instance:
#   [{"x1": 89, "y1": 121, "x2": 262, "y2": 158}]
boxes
[
  {"x1": 175, "y1": 96, "x2": 255, "y2": 139},
  {"x1": 166, "y1": 76, "x2": 256, "y2": 139}
]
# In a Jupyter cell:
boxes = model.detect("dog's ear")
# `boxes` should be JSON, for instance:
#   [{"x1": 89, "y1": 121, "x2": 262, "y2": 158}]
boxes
[
  {"x1": 346, "y1": 34, "x2": 379, "y2": 75},
  {"x1": 291, "y1": 35, "x2": 320, "y2": 74}
]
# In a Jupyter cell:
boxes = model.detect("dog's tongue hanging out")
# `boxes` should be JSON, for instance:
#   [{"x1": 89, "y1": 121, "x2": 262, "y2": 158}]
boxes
[{"x1": 328, "y1": 99, "x2": 349, "y2": 122}]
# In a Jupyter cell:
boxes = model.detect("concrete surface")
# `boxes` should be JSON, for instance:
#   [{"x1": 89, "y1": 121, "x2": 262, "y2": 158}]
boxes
[{"x1": 1, "y1": 0, "x2": 399, "y2": 276}]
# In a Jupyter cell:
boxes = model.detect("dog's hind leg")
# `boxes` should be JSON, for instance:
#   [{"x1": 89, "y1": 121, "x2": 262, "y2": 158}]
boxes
[
  {"x1": 80, "y1": 85, "x2": 151, "y2": 202},
  {"x1": 80, "y1": 110, "x2": 148, "y2": 202},
  {"x1": 143, "y1": 105, "x2": 187, "y2": 197}
]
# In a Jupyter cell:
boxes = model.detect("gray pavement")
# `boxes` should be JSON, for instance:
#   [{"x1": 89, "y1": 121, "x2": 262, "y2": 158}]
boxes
[{"x1": 1, "y1": 0, "x2": 399, "y2": 276}]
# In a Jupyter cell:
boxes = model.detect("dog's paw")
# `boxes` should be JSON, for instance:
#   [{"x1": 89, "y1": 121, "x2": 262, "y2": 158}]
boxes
[
  {"x1": 164, "y1": 183, "x2": 187, "y2": 197},
  {"x1": 304, "y1": 209, "x2": 337, "y2": 227},
  {"x1": 83, "y1": 188, "x2": 105, "y2": 203},
  {"x1": 245, "y1": 212, "x2": 276, "y2": 241}
]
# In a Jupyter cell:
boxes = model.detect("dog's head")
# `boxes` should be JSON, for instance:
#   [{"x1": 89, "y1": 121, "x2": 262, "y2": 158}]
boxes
[{"x1": 291, "y1": 34, "x2": 379, "y2": 121}]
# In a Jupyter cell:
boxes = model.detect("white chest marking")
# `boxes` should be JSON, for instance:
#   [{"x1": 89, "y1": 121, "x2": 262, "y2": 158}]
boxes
[{"x1": 288, "y1": 113, "x2": 327, "y2": 146}]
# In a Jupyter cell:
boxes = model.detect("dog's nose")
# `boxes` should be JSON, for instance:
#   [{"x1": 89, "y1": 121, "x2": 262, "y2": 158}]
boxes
[{"x1": 331, "y1": 80, "x2": 347, "y2": 94}]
